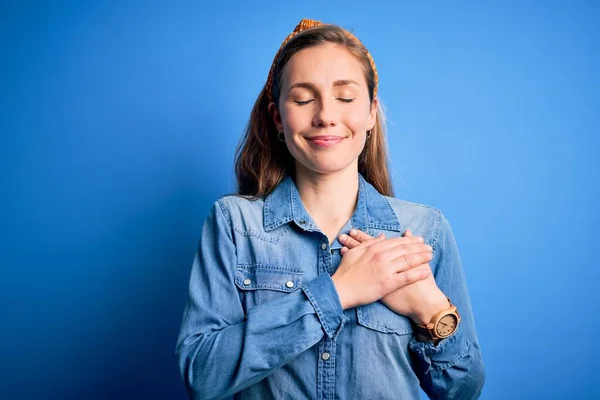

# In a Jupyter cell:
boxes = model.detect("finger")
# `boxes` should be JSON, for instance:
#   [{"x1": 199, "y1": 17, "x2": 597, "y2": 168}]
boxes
[
  {"x1": 338, "y1": 234, "x2": 361, "y2": 249},
  {"x1": 368, "y1": 235, "x2": 425, "y2": 253},
  {"x1": 387, "y1": 242, "x2": 433, "y2": 258},
  {"x1": 348, "y1": 229, "x2": 374, "y2": 242},
  {"x1": 409, "y1": 263, "x2": 431, "y2": 275},
  {"x1": 393, "y1": 265, "x2": 431, "y2": 287},
  {"x1": 374, "y1": 242, "x2": 432, "y2": 266},
  {"x1": 403, "y1": 229, "x2": 413, "y2": 237},
  {"x1": 358, "y1": 233, "x2": 386, "y2": 248},
  {"x1": 388, "y1": 250, "x2": 433, "y2": 274},
  {"x1": 339, "y1": 231, "x2": 381, "y2": 249},
  {"x1": 340, "y1": 246, "x2": 349, "y2": 255}
]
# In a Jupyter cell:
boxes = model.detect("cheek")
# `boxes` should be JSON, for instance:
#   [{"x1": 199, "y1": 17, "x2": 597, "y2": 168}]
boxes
[
  {"x1": 343, "y1": 108, "x2": 370, "y2": 131},
  {"x1": 280, "y1": 107, "x2": 303, "y2": 132}
]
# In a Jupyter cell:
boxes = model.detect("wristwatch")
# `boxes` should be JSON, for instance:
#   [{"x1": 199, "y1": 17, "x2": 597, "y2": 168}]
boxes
[{"x1": 414, "y1": 298, "x2": 461, "y2": 340}]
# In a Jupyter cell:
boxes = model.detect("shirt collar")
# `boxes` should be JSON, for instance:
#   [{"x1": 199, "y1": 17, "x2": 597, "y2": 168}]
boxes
[{"x1": 263, "y1": 173, "x2": 402, "y2": 233}]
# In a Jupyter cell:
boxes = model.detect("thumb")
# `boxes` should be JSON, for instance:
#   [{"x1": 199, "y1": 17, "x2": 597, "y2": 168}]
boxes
[{"x1": 403, "y1": 229, "x2": 413, "y2": 237}]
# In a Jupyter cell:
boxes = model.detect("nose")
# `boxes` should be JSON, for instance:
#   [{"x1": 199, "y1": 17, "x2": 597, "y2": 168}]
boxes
[{"x1": 312, "y1": 97, "x2": 338, "y2": 128}]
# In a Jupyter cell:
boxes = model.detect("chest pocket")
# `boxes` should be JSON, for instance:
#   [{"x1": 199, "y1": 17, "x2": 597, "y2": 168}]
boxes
[
  {"x1": 235, "y1": 264, "x2": 304, "y2": 313},
  {"x1": 356, "y1": 301, "x2": 414, "y2": 335}
]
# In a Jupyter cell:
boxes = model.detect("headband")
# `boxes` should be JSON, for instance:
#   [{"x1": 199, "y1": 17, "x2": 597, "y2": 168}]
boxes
[{"x1": 265, "y1": 18, "x2": 378, "y2": 104}]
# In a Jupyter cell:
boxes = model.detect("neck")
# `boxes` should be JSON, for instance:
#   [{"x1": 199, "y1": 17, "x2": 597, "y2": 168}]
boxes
[{"x1": 294, "y1": 165, "x2": 359, "y2": 238}]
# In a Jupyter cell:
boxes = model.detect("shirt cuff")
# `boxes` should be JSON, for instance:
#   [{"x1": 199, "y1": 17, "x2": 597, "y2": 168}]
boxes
[
  {"x1": 408, "y1": 324, "x2": 471, "y2": 374},
  {"x1": 301, "y1": 273, "x2": 348, "y2": 338}
]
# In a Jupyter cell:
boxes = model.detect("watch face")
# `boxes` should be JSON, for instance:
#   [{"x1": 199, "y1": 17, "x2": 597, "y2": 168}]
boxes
[{"x1": 435, "y1": 314, "x2": 458, "y2": 337}]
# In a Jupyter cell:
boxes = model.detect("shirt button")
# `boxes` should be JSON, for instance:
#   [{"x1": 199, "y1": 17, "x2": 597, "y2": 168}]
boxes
[
  {"x1": 286, "y1": 280, "x2": 294, "y2": 288},
  {"x1": 321, "y1": 352, "x2": 331, "y2": 361},
  {"x1": 299, "y1": 219, "x2": 306, "y2": 225},
  {"x1": 321, "y1": 243, "x2": 327, "y2": 250},
  {"x1": 243, "y1": 279, "x2": 251, "y2": 286}
]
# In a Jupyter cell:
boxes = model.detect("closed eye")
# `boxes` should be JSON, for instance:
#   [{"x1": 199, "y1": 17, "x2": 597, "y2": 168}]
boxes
[
  {"x1": 294, "y1": 100, "x2": 314, "y2": 105},
  {"x1": 294, "y1": 98, "x2": 355, "y2": 106}
]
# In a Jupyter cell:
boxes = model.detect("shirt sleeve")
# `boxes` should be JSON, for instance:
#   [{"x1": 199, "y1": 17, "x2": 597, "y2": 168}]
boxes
[
  {"x1": 175, "y1": 200, "x2": 347, "y2": 400},
  {"x1": 408, "y1": 210, "x2": 486, "y2": 399}
]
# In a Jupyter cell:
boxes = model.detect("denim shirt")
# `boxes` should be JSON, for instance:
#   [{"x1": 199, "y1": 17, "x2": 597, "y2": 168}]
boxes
[{"x1": 176, "y1": 174, "x2": 485, "y2": 400}]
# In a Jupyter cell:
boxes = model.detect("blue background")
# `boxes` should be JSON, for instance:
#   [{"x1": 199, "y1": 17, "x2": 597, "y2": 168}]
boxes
[{"x1": 1, "y1": 1, "x2": 598, "y2": 399}]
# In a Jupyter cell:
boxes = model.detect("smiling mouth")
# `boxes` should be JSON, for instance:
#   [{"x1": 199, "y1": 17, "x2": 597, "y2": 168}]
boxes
[{"x1": 306, "y1": 136, "x2": 345, "y2": 148}]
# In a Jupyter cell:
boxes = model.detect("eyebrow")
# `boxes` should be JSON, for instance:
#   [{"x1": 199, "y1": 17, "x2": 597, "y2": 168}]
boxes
[{"x1": 287, "y1": 79, "x2": 360, "y2": 93}]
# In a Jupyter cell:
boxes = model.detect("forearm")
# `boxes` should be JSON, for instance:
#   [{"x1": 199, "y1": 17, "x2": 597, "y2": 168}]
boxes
[
  {"x1": 177, "y1": 273, "x2": 346, "y2": 399},
  {"x1": 410, "y1": 210, "x2": 486, "y2": 399}
]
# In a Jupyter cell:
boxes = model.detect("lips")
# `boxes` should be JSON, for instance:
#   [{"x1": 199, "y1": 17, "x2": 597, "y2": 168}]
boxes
[
  {"x1": 309, "y1": 135, "x2": 343, "y2": 140},
  {"x1": 307, "y1": 135, "x2": 345, "y2": 147}
]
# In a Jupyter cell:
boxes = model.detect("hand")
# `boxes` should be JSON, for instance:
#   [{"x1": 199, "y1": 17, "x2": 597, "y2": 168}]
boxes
[
  {"x1": 339, "y1": 229, "x2": 449, "y2": 325},
  {"x1": 331, "y1": 232, "x2": 432, "y2": 310}
]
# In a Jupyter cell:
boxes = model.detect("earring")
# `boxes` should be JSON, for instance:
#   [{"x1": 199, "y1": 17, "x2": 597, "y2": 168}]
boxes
[
  {"x1": 277, "y1": 132, "x2": 285, "y2": 142},
  {"x1": 366, "y1": 130, "x2": 372, "y2": 139}
]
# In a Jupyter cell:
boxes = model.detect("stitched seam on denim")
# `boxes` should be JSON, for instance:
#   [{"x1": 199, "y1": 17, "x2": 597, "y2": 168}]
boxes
[
  {"x1": 369, "y1": 222, "x2": 403, "y2": 231},
  {"x1": 388, "y1": 197, "x2": 438, "y2": 211},
  {"x1": 302, "y1": 284, "x2": 332, "y2": 337},
  {"x1": 319, "y1": 237, "x2": 333, "y2": 276},
  {"x1": 216, "y1": 199, "x2": 234, "y2": 242},
  {"x1": 431, "y1": 208, "x2": 444, "y2": 251},
  {"x1": 358, "y1": 175, "x2": 368, "y2": 228},
  {"x1": 234, "y1": 280, "x2": 300, "y2": 292},
  {"x1": 356, "y1": 307, "x2": 413, "y2": 334},
  {"x1": 357, "y1": 319, "x2": 412, "y2": 334},
  {"x1": 235, "y1": 283, "x2": 299, "y2": 291},
  {"x1": 265, "y1": 217, "x2": 293, "y2": 231},
  {"x1": 235, "y1": 268, "x2": 303, "y2": 290},
  {"x1": 263, "y1": 192, "x2": 271, "y2": 226},
  {"x1": 263, "y1": 187, "x2": 294, "y2": 231},
  {"x1": 290, "y1": 179, "x2": 299, "y2": 223},
  {"x1": 236, "y1": 264, "x2": 303, "y2": 272},
  {"x1": 232, "y1": 226, "x2": 288, "y2": 243},
  {"x1": 235, "y1": 275, "x2": 302, "y2": 292},
  {"x1": 317, "y1": 341, "x2": 325, "y2": 400},
  {"x1": 430, "y1": 338, "x2": 472, "y2": 371},
  {"x1": 382, "y1": 196, "x2": 402, "y2": 226},
  {"x1": 325, "y1": 340, "x2": 336, "y2": 399}
]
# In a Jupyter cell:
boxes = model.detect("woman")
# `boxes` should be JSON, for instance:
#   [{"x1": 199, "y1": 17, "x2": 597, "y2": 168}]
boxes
[{"x1": 176, "y1": 18, "x2": 485, "y2": 400}]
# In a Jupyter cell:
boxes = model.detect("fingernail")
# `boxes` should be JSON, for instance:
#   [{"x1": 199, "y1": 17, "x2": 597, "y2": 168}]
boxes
[
  {"x1": 339, "y1": 234, "x2": 347, "y2": 241},
  {"x1": 350, "y1": 229, "x2": 357, "y2": 236},
  {"x1": 418, "y1": 237, "x2": 424, "y2": 243}
]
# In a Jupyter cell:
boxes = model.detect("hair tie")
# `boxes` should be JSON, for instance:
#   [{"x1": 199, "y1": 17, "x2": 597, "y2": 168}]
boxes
[{"x1": 265, "y1": 18, "x2": 378, "y2": 104}]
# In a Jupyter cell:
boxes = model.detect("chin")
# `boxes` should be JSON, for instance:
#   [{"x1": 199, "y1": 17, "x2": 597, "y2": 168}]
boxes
[{"x1": 298, "y1": 159, "x2": 358, "y2": 176}]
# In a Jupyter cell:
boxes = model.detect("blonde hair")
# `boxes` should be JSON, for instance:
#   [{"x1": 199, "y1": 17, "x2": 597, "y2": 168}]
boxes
[{"x1": 235, "y1": 19, "x2": 394, "y2": 198}]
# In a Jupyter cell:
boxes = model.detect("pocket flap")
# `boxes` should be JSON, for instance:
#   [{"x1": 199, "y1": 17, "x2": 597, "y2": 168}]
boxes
[
  {"x1": 357, "y1": 301, "x2": 414, "y2": 335},
  {"x1": 235, "y1": 264, "x2": 304, "y2": 293}
]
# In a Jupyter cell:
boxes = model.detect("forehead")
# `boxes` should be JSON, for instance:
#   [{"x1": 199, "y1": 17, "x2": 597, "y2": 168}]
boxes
[{"x1": 281, "y1": 43, "x2": 366, "y2": 87}]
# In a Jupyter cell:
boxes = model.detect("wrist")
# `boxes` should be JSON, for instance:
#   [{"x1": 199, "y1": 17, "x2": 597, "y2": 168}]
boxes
[
  {"x1": 331, "y1": 274, "x2": 351, "y2": 310},
  {"x1": 411, "y1": 293, "x2": 449, "y2": 326}
]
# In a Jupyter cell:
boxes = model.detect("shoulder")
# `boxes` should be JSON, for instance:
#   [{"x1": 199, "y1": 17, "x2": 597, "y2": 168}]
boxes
[
  {"x1": 211, "y1": 194, "x2": 267, "y2": 232},
  {"x1": 215, "y1": 194, "x2": 264, "y2": 217},
  {"x1": 383, "y1": 196, "x2": 440, "y2": 221}
]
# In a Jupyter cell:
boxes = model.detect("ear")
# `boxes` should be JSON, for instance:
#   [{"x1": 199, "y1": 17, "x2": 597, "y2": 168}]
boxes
[
  {"x1": 268, "y1": 102, "x2": 284, "y2": 132},
  {"x1": 367, "y1": 97, "x2": 378, "y2": 130}
]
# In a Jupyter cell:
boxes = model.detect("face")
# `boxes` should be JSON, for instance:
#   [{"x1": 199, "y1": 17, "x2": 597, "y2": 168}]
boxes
[{"x1": 269, "y1": 43, "x2": 378, "y2": 178}]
